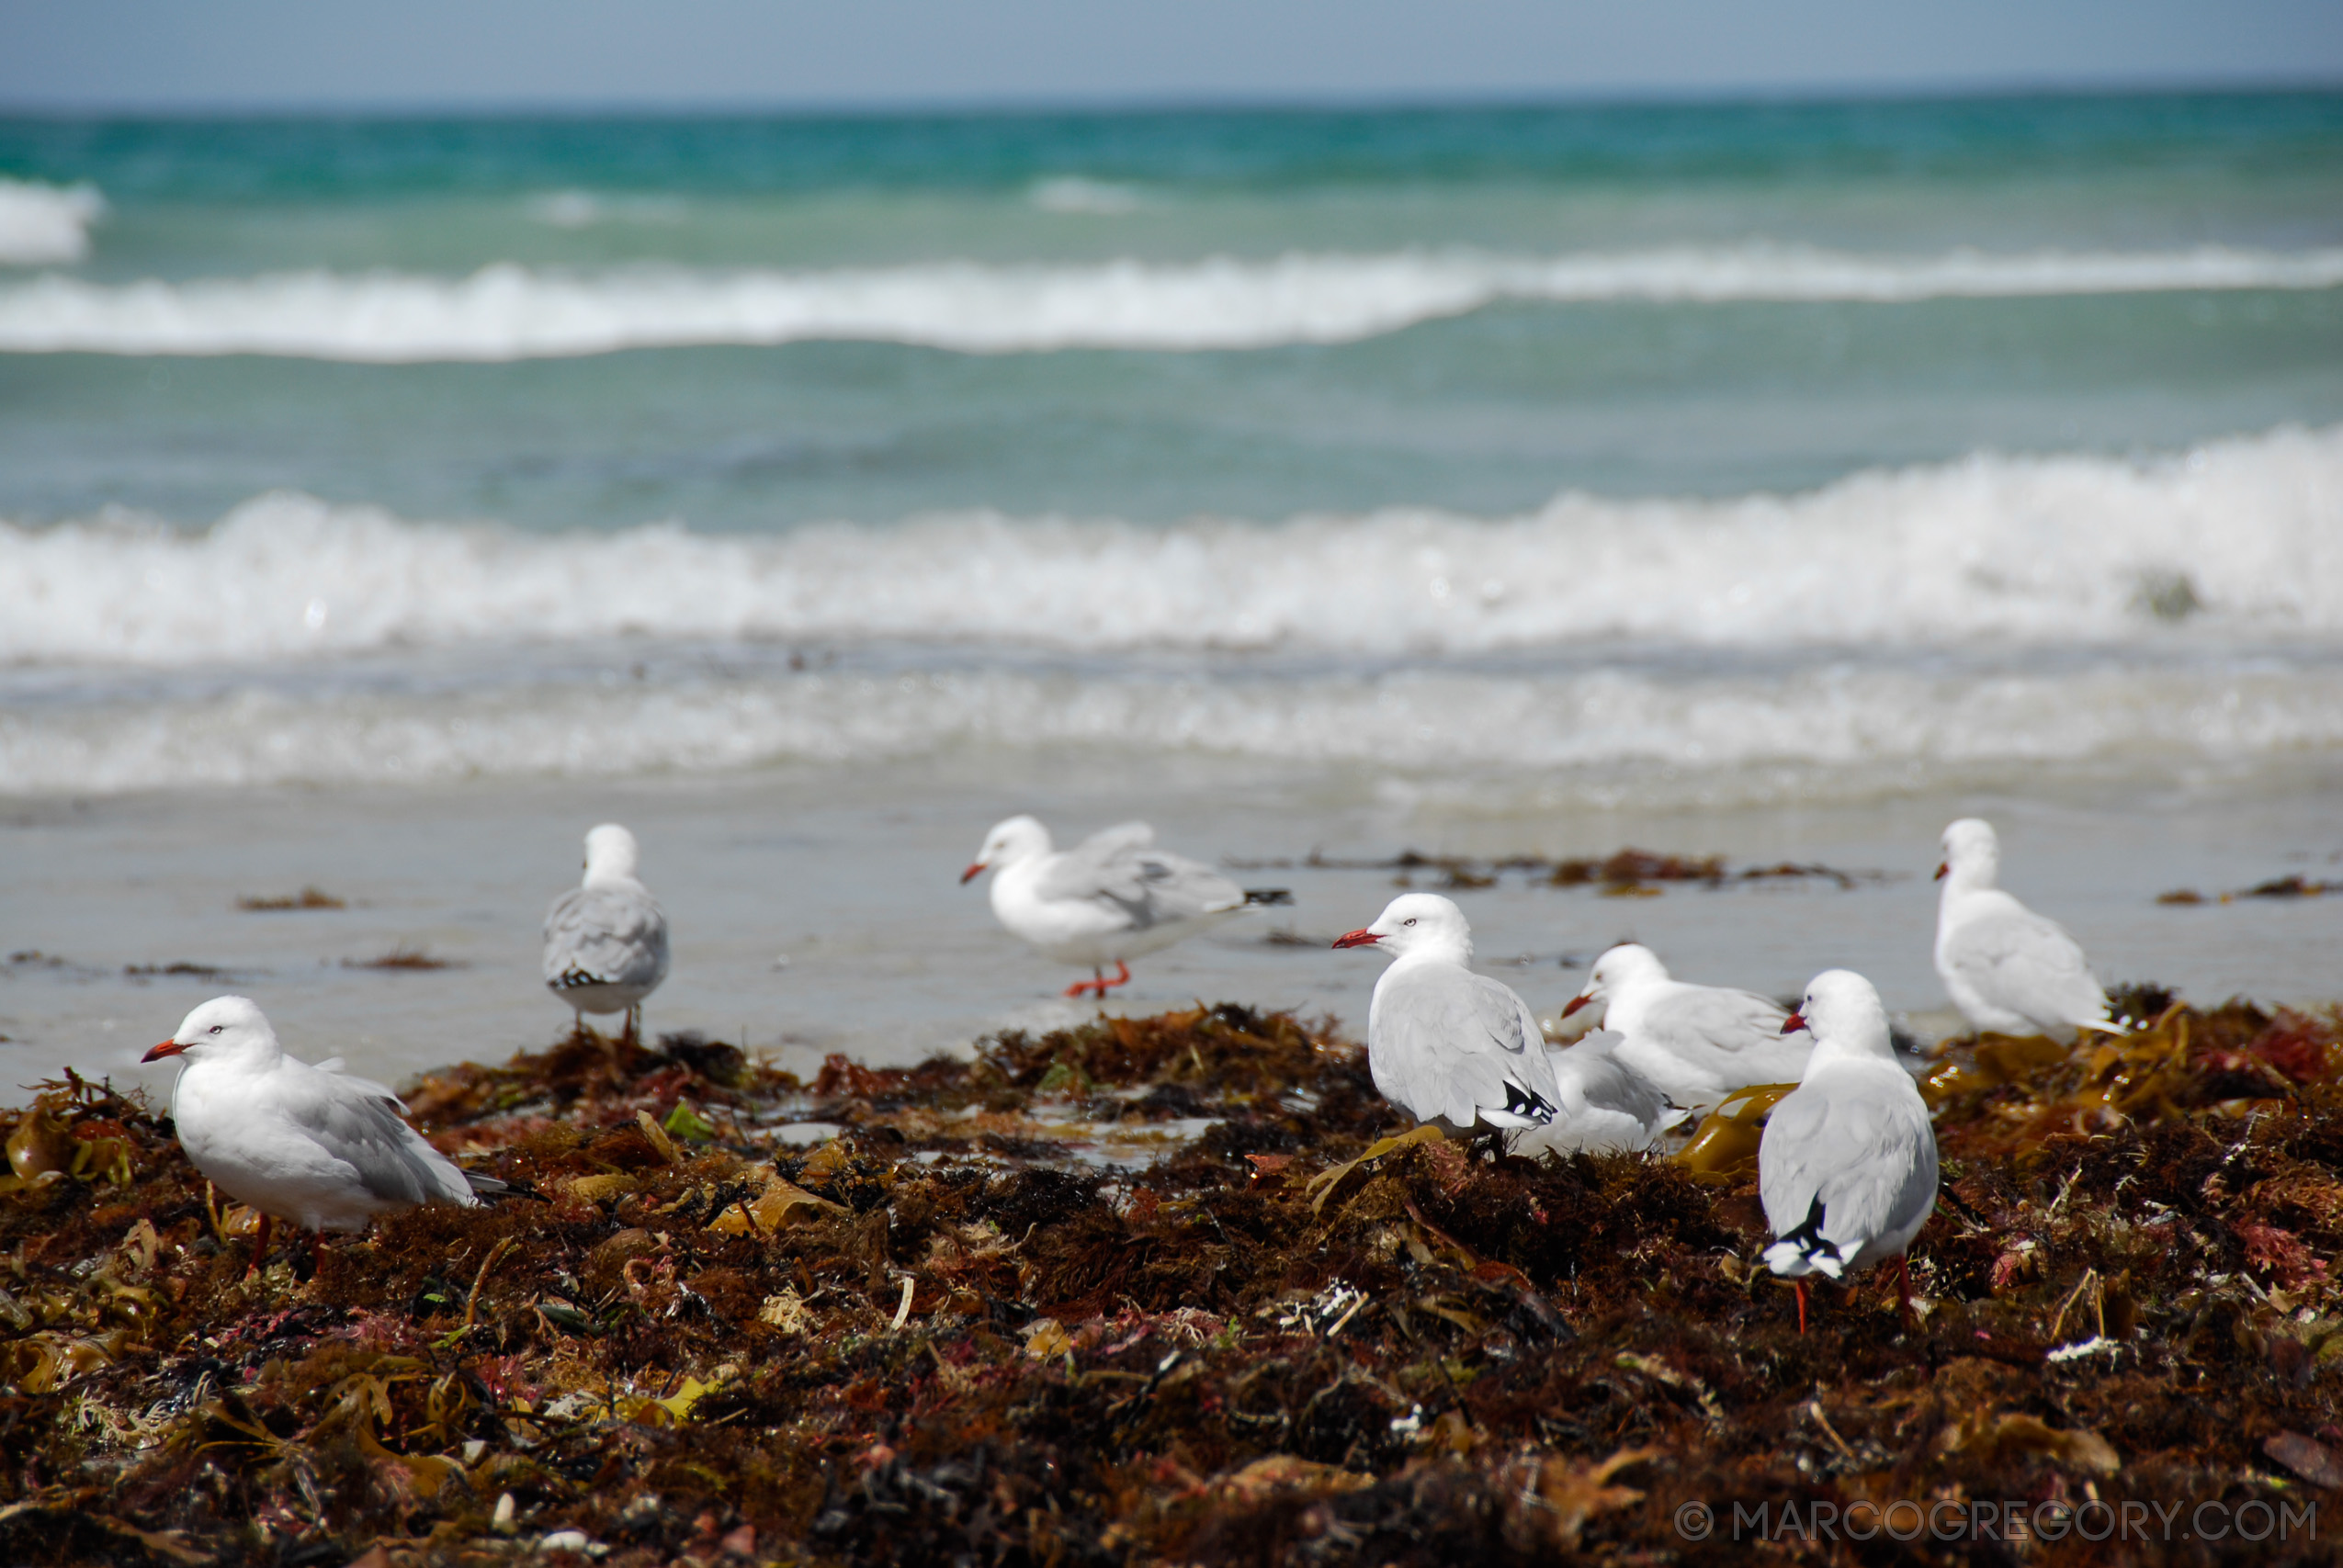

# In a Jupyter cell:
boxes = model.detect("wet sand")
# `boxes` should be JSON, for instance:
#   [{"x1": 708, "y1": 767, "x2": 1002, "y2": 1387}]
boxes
[{"x1": 3, "y1": 753, "x2": 2339, "y2": 1095}]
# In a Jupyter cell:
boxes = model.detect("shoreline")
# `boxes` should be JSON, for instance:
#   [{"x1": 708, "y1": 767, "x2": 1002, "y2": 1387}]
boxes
[{"x1": 0, "y1": 998, "x2": 2336, "y2": 1563}]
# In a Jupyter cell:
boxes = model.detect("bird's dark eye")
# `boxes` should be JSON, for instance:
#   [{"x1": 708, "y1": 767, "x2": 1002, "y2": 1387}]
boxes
[
  {"x1": 1403, "y1": 918, "x2": 1416, "y2": 926},
  {"x1": 209, "y1": 1025, "x2": 223, "y2": 1034}
]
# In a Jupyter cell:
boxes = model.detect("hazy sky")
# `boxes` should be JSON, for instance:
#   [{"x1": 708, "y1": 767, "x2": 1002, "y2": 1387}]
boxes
[{"x1": 3, "y1": 0, "x2": 2340, "y2": 110}]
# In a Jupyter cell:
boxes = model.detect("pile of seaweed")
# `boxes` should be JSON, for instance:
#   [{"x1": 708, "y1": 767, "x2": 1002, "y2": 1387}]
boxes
[
  {"x1": 0, "y1": 997, "x2": 2340, "y2": 1566},
  {"x1": 1227, "y1": 847, "x2": 1881, "y2": 894}
]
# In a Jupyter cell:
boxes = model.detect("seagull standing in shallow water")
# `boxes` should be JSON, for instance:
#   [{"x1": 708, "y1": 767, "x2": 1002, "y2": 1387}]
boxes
[
  {"x1": 1933, "y1": 818, "x2": 2117, "y2": 1040},
  {"x1": 1759, "y1": 969, "x2": 1940, "y2": 1333},
  {"x1": 1335, "y1": 894, "x2": 1671, "y2": 1156},
  {"x1": 962, "y1": 815, "x2": 1285, "y2": 998},
  {"x1": 544, "y1": 823, "x2": 671, "y2": 1043},
  {"x1": 144, "y1": 996, "x2": 491, "y2": 1270},
  {"x1": 1563, "y1": 942, "x2": 1812, "y2": 1111}
]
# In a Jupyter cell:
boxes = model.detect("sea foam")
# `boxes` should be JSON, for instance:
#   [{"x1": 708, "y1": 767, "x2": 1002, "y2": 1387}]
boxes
[
  {"x1": 1, "y1": 243, "x2": 2337, "y2": 360},
  {"x1": 5, "y1": 649, "x2": 2338, "y2": 799},
  {"x1": 0, "y1": 179, "x2": 105, "y2": 267},
  {"x1": 4, "y1": 425, "x2": 2339, "y2": 669}
]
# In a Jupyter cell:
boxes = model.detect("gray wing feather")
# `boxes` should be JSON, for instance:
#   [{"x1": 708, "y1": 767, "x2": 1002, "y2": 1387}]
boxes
[
  {"x1": 1550, "y1": 1032, "x2": 1669, "y2": 1129},
  {"x1": 1375, "y1": 965, "x2": 1557, "y2": 1128},
  {"x1": 1951, "y1": 905, "x2": 2106, "y2": 1026},
  {"x1": 1037, "y1": 823, "x2": 1245, "y2": 928},
  {"x1": 280, "y1": 1068, "x2": 475, "y2": 1208},
  {"x1": 543, "y1": 885, "x2": 671, "y2": 990},
  {"x1": 1647, "y1": 986, "x2": 1794, "y2": 1055},
  {"x1": 1759, "y1": 1074, "x2": 1932, "y2": 1254}
]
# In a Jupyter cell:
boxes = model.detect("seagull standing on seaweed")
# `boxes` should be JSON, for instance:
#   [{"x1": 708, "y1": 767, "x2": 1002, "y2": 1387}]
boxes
[
  {"x1": 1759, "y1": 969, "x2": 1940, "y2": 1333},
  {"x1": 962, "y1": 815, "x2": 1288, "y2": 998},
  {"x1": 1562, "y1": 942, "x2": 1813, "y2": 1111},
  {"x1": 1335, "y1": 894, "x2": 1672, "y2": 1155},
  {"x1": 144, "y1": 996, "x2": 497, "y2": 1272},
  {"x1": 543, "y1": 822, "x2": 671, "y2": 1043},
  {"x1": 1934, "y1": 818, "x2": 2120, "y2": 1040}
]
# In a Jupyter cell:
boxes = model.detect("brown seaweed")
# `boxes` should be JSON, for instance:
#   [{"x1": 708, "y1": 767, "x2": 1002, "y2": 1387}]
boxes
[{"x1": 0, "y1": 1001, "x2": 2337, "y2": 1565}]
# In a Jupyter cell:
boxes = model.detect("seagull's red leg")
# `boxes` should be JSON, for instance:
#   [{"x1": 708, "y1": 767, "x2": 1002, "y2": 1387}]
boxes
[
  {"x1": 248, "y1": 1212, "x2": 273, "y2": 1278},
  {"x1": 1794, "y1": 1279, "x2": 1810, "y2": 1336},
  {"x1": 1064, "y1": 969, "x2": 1104, "y2": 998},
  {"x1": 1100, "y1": 961, "x2": 1131, "y2": 992}
]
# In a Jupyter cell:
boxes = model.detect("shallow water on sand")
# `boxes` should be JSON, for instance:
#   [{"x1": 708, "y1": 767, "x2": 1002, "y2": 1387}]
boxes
[{"x1": 5, "y1": 757, "x2": 2337, "y2": 1098}]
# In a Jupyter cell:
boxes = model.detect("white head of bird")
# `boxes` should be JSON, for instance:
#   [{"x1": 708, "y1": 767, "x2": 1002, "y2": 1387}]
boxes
[
  {"x1": 1562, "y1": 942, "x2": 1667, "y2": 1017},
  {"x1": 583, "y1": 823, "x2": 641, "y2": 886},
  {"x1": 961, "y1": 814, "x2": 1050, "y2": 884},
  {"x1": 143, "y1": 995, "x2": 283, "y2": 1070},
  {"x1": 1937, "y1": 818, "x2": 1999, "y2": 891},
  {"x1": 1779, "y1": 969, "x2": 1896, "y2": 1066},
  {"x1": 1331, "y1": 893, "x2": 1473, "y2": 964}
]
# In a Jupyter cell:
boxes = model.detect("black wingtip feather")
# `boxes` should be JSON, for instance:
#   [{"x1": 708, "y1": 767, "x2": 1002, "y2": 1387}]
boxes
[{"x1": 1777, "y1": 1192, "x2": 1843, "y2": 1264}]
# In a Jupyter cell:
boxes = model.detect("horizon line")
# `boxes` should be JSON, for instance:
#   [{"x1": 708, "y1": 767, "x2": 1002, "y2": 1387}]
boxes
[{"x1": 4, "y1": 73, "x2": 2340, "y2": 122}]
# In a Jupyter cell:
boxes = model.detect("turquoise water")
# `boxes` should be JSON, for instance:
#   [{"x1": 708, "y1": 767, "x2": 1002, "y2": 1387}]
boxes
[{"x1": 2, "y1": 92, "x2": 2340, "y2": 529}]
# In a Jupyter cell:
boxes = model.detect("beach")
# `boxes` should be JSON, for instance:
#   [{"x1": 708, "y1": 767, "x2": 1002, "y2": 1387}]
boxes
[
  {"x1": 5, "y1": 95, "x2": 2343, "y2": 1090},
  {"x1": 2, "y1": 86, "x2": 2343, "y2": 1566}
]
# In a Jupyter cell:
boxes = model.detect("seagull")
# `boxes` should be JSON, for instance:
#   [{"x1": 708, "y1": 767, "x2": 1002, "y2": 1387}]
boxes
[
  {"x1": 143, "y1": 996, "x2": 492, "y2": 1269},
  {"x1": 1562, "y1": 943, "x2": 1812, "y2": 1111},
  {"x1": 962, "y1": 815, "x2": 1286, "y2": 998},
  {"x1": 544, "y1": 823, "x2": 671, "y2": 1043},
  {"x1": 1759, "y1": 970, "x2": 1940, "y2": 1333},
  {"x1": 1334, "y1": 894, "x2": 1671, "y2": 1156},
  {"x1": 1934, "y1": 818, "x2": 2117, "y2": 1039}
]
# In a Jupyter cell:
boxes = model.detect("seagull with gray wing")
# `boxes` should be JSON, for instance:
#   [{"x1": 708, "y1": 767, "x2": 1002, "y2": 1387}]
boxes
[
  {"x1": 544, "y1": 822, "x2": 671, "y2": 1043},
  {"x1": 1334, "y1": 894, "x2": 1672, "y2": 1156},
  {"x1": 1934, "y1": 818, "x2": 2119, "y2": 1040},
  {"x1": 962, "y1": 814, "x2": 1287, "y2": 998},
  {"x1": 144, "y1": 996, "x2": 497, "y2": 1272},
  {"x1": 1563, "y1": 942, "x2": 1812, "y2": 1111},
  {"x1": 1760, "y1": 969, "x2": 1940, "y2": 1333}
]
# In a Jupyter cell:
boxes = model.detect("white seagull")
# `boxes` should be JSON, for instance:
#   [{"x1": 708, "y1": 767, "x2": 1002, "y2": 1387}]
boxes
[
  {"x1": 962, "y1": 815, "x2": 1285, "y2": 998},
  {"x1": 1562, "y1": 942, "x2": 1813, "y2": 1111},
  {"x1": 143, "y1": 996, "x2": 489, "y2": 1269},
  {"x1": 544, "y1": 823, "x2": 671, "y2": 1042},
  {"x1": 1759, "y1": 969, "x2": 1940, "y2": 1333},
  {"x1": 1933, "y1": 818, "x2": 2116, "y2": 1039},
  {"x1": 1334, "y1": 894, "x2": 1671, "y2": 1156}
]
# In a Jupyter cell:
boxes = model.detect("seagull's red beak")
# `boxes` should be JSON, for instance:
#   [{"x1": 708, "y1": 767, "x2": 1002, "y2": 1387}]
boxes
[
  {"x1": 959, "y1": 862, "x2": 986, "y2": 886},
  {"x1": 1781, "y1": 1010, "x2": 1808, "y2": 1036},
  {"x1": 1330, "y1": 929, "x2": 1381, "y2": 950},
  {"x1": 143, "y1": 1039, "x2": 187, "y2": 1062},
  {"x1": 1933, "y1": 861, "x2": 1948, "y2": 881},
  {"x1": 1560, "y1": 993, "x2": 1593, "y2": 1018}
]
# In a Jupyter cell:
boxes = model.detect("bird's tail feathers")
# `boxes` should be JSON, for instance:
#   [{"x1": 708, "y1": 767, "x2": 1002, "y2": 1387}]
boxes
[{"x1": 1763, "y1": 1240, "x2": 1848, "y2": 1279}]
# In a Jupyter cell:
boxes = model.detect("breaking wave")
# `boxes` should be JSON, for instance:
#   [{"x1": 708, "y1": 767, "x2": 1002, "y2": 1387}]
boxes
[
  {"x1": 0, "y1": 178, "x2": 104, "y2": 266},
  {"x1": 2, "y1": 243, "x2": 2338, "y2": 360},
  {"x1": 5, "y1": 651, "x2": 2337, "y2": 798},
  {"x1": 4, "y1": 425, "x2": 2339, "y2": 668}
]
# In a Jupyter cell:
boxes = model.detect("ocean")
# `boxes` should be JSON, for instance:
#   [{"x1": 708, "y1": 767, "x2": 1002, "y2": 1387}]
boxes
[{"x1": 3, "y1": 92, "x2": 2340, "y2": 1087}]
